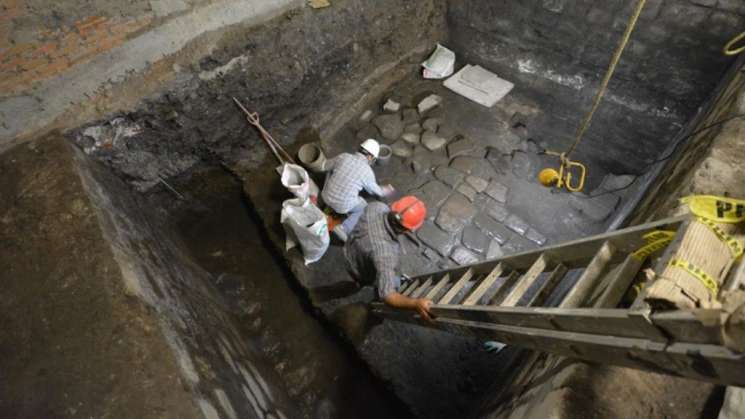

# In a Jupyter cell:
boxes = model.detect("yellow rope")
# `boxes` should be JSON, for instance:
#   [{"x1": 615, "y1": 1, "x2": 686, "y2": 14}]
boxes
[{"x1": 566, "y1": 0, "x2": 647, "y2": 157}]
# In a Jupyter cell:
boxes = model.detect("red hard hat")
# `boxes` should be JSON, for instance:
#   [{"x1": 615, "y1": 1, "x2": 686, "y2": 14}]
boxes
[{"x1": 391, "y1": 196, "x2": 427, "y2": 231}]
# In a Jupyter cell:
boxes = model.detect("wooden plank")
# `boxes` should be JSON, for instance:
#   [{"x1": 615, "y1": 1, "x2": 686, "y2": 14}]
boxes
[
  {"x1": 462, "y1": 263, "x2": 506, "y2": 306},
  {"x1": 526, "y1": 263, "x2": 567, "y2": 307},
  {"x1": 490, "y1": 271, "x2": 520, "y2": 306},
  {"x1": 593, "y1": 255, "x2": 644, "y2": 308},
  {"x1": 560, "y1": 241, "x2": 616, "y2": 308},
  {"x1": 438, "y1": 268, "x2": 474, "y2": 304},
  {"x1": 401, "y1": 279, "x2": 419, "y2": 297},
  {"x1": 502, "y1": 255, "x2": 549, "y2": 307},
  {"x1": 405, "y1": 216, "x2": 685, "y2": 281},
  {"x1": 424, "y1": 274, "x2": 450, "y2": 300},
  {"x1": 410, "y1": 276, "x2": 433, "y2": 299}
]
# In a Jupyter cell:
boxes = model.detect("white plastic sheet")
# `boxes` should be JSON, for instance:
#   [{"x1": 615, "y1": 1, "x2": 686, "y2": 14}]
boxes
[
  {"x1": 280, "y1": 198, "x2": 330, "y2": 265},
  {"x1": 422, "y1": 43, "x2": 455, "y2": 79}
]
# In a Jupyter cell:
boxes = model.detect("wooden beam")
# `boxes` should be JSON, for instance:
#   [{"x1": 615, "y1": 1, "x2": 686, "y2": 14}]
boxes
[
  {"x1": 462, "y1": 263, "x2": 506, "y2": 306},
  {"x1": 560, "y1": 241, "x2": 616, "y2": 308},
  {"x1": 527, "y1": 263, "x2": 567, "y2": 307},
  {"x1": 502, "y1": 254, "x2": 549, "y2": 307},
  {"x1": 438, "y1": 268, "x2": 474, "y2": 304},
  {"x1": 425, "y1": 274, "x2": 450, "y2": 300},
  {"x1": 401, "y1": 279, "x2": 419, "y2": 297},
  {"x1": 410, "y1": 276, "x2": 433, "y2": 299},
  {"x1": 594, "y1": 255, "x2": 643, "y2": 308}
]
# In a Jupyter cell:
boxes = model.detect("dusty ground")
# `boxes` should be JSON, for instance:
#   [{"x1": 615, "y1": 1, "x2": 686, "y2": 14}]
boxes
[{"x1": 0, "y1": 136, "x2": 200, "y2": 418}]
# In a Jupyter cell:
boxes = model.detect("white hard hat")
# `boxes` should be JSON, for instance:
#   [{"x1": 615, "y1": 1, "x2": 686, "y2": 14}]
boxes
[{"x1": 360, "y1": 139, "x2": 380, "y2": 159}]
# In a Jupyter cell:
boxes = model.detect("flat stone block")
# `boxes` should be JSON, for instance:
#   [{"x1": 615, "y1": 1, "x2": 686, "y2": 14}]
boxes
[
  {"x1": 525, "y1": 228, "x2": 547, "y2": 246},
  {"x1": 447, "y1": 137, "x2": 477, "y2": 158},
  {"x1": 423, "y1": 247, "x2": 440, "y2": 262},
  {"x1": 440, "y1": 192, "x2": 476, "y2": 221},
  {"x1": 505, "y1": 214, "x2": 530, "y2": 236},
  {"x1": 450, "y1": 156, "x2": 480, "y2": 174},
  {"x1": 372, "y1": 113, "x2": 403, "y2": 141},
  {"x1": 456, "y1": 183, "x2": 477, "y2": 202},
  {"x1": 465, "y1": 175, "x2": 488, "y2": 193},
  {"x1": 412, "y1": 180, "x2": 451, "y2": 209},
  {"x1": 503, "y1": 234, "x2": 535, "y2": 255},
  {"x1": 486, "y1": 201, "x2": 509, "y2": 222},
  {"x1": 401, "y1": 132, "x2": 420, "y2": 145},
  {"x1": 437, "y1": 125, "x2": 457, "y2": 142},
  {"x1": 404, "y1": 123, "x2": 422, "y2": 135},
  {"x1": 434, "y1": 166, "x2": 465, "y2": 188},
  {"x1": 383, "y1": 98, "x2": 401, "y2": 113},
  {"x1": 474, "y1": 213, "x2": 512, "y2": 244},
  {"x1": 417, "y1": 222, "x2": 456, "y2": 257},
  {"x1": 484, "y1": 180, "x2": 508, "y2": 203},
  {"x1": 391, "y1": 140, "x2": 413, "y2": 158},
  {"x1": 422, "y1": 118, "x2": 441, "y2": 132},
  {"x1": 435, "y1": 208, "x2": 468, "y2": 234},
  {"x1": 421, "y1": 131, "x2": 447, "y2": 151},
  {"x1": 359, "y1": 110, "x2": 374, "y2": 123},
  {"x1": 462, "y1": 224, "x2": 490, "y2": 254},
  {"x1": 569, "y1": 193, "x2": 621, "y2": 222},
  {"x1": 450, "y1": 246, "x2": 479, "y2": 266},
  {"x1": 486, "y1": 240, "x2": 504, "y2": 259}
]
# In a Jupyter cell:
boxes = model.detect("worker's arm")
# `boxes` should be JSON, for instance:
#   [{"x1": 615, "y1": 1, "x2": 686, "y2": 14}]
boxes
[
  {"x1": 383, "y1": 293, "x2": 434, "y2": 322},
  {"x1": 362, "y1": 168, "x2": 396, "y2": 198}
]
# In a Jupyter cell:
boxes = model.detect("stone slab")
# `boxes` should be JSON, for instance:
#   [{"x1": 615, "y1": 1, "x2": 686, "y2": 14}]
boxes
[
  {"x1": 417, "y1": 94, "x2": 443, "y2": 114},
  {"x1": 447, "y1": 137, "x2": 477, "y2": 158},
  {"x1": 502, "y1": 234, "x2": 536, "y2": 255},
  {"x1": 434, "y1": 166, "x2": 465, "y2": 188},
  {"x1": 440, "y1": 192, "x2": 477, "y2": 221},
  {"x1": 417, "y1": 222, "x2": 456, "y2": 257},
  {"x1": 486, "y1": 240, "x2": 504, "y2": 259},
  {"x1": 485, "y1": 200, "x2": 509, "y2": 222},
  {"x1": 456, "y1": 183, "x2": 478, "y2": 202},
  {"x1": 412, "y1": 180, "x2": 451, "y2": 209},
  {"x1": 474, "y1": 213, "x2": 512, "y2": 244},
  {"x1": 435, "y1": 209, "x2": 468, "y2": 234},
  {"x1": 450, "y1": 156, "x2": 480, "y2": 174},
  {"x1": 356, "y1": 124, "x2": 380, "y2": 141},
  {"x1": 484, "y1": 180, "x2": 508, "y2": 203},
  {"x1": 422, "y1": 131, "x2": 447, "y2": 151},
  {"x1": 383, "y1": 98, "x2": 401, "y2": 113},
  {"x1": 465, "y1": 175, "x2": 488, "y2": 193},
  {"x1": 391, "y1": 140, "x2": 413, "y2": 158},
  {"x1": 525, "y1": 228, "x2": 547, "y2": 246},
  {"x1": 450, "y1": 246, "x2": 479, "y2": 266},
  {"x1": 402, "y1": 132, "x2": 420, "y2": 145},
  {"x1": 569, "y1": 193, "x2": 621, "y2": 222},
  {"x1": 462, "y1": 224, "x2": 490, "y2": 254},
  {"x1": 402, "y1": 108, "x2": 419, "y2": 125},
  {"x1": 422, "y1": 118, "x2": 441, "y2": 132},
  {"x1": 504, "y1": 214, "x2": 530, "y2": 236},
  {"x1": 404, "y1": 123, "x2": 422, "y2": 135}
]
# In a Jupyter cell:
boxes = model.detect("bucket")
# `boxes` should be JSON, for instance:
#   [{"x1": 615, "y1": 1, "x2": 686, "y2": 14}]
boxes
[
  {"x1": 377, "y1": 144, "x2": 392, "y2": 166},
  {"x1": 298, "y1": 143, "x2": 327, "y2": 172}
]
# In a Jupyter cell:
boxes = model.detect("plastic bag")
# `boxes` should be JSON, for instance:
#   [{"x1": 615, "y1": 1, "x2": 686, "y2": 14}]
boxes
[
  {"x1": 280, "y1": 198, "x2": 330, "y2": 265},
  {"x1": 422, "y1": 43, "x2": 455, "y2": 79},
  {"x1": 280, "y1": 163, "x2": 319, "y2": 201}
]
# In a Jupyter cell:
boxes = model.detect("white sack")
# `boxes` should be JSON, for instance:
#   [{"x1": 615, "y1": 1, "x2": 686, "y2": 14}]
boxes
[
  {"x1": 280, "y1": 163, "x2": 320, "y2": 201},
  {"x1": 280, "y1": 198, "x2": 329, "y2": 265}
]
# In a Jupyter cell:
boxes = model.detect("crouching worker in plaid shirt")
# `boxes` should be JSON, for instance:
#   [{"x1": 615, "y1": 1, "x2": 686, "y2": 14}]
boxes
[
  {"x1": 344, "y1": 196, "x2": 434, "y2": 321},
  {"x1": 320, "y1": 139, "x2": 394, "y2": 242}
]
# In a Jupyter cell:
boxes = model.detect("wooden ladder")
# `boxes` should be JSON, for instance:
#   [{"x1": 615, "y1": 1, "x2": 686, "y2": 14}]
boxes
[{"x1": 372, "y1": 215, "x2": 745, "y2": 387}]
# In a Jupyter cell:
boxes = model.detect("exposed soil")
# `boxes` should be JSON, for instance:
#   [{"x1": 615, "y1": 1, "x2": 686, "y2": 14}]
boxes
[{"x1": 161, "y1": 166, "x2": 412, "y2": 419}]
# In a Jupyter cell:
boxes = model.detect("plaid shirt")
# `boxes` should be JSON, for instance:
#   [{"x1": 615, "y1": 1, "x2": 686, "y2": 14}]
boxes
[
  {"x1": 344, "y1": 202, "x2": 401, "y2": 299},
  {"x1": 321, "y1": 152, "x2": 383, "y2": 213}
]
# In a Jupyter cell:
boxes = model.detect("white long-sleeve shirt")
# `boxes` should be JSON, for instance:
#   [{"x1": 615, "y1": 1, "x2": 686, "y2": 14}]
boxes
[{"x1": 321, "y1": 152, "x2": 383, "y2": 213}]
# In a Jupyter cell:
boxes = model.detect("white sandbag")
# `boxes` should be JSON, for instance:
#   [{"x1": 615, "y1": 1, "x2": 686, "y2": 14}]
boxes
[
  {"x1": 280, "y1": 198, "x2": 329, "y2": 265},
  {"x1": 280, "y1": 163, "x2": 320, "y2": 201},
  {"x1": 422, "y1": 43, "x2": 455, "y2": 79}
]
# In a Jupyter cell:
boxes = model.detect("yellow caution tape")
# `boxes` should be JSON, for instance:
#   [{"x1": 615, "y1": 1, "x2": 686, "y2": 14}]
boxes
[
  {"x1": 696, "y1": 217, "x2": 744, "y2": 259},
  {"x1": 681, "y1": 195, "x2": 745, "y2": 224},
  {"x1": 668, "y1": 258, "x2": 719, "y2": 296},
  {"x1": 631, "y1": 230, "x2": 677, "y2": 261}
]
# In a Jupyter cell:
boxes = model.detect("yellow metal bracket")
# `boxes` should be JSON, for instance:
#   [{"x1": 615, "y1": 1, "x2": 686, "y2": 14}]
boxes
[
  {"x1": 724, "y1": 31, "x2": 745, "y2": 56},
  {"x1": 543, "y1": 151, "x2": 587, "y2": 193}
]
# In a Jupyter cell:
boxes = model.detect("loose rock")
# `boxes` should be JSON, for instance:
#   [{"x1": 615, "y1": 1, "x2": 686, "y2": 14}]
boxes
[
  {"x1": 422, "y1": 118, "x2": 441, "y2": 132},
  {"x1": 391, "y1": 140, "x2": 413, "y2": 158},
  {"x1": 402, "y1": 132, "x2": 420, "y2": 144},
  {"x1": 359, "y1": 110, "x2": 374, "y2": 122},
  {"x1": 451, "y1": 246, "x2": 479, "y2": 266},
  {"x1": 404, "y1": 123, "x2": 422, "y2": 135},
  {"x1": 422, "y1": 131, "x2": 447, "y2": 151},
  {"x1": 417, "y1": 94, "x2": 443, "y2": 114},
  {"x1": 372, "y1": 113, "x2": 404, "y2": 141},
  {"x1": 402, "y1": 108, "x2": 419, "y2": 125},
  {"x1": 447, "y1": 136, "x2": 477, "y2": 158},
  {"x1": 383, "y1": 98, "x2": 401, "y2": 113},
  {"x1": 486, "y1": 240, "x2": 504, "y2": 259}
]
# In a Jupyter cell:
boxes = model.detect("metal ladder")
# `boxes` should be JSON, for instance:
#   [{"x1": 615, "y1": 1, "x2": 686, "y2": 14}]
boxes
[{"x1": 372, "y1": 215, "x2": 745, "y2": 387}]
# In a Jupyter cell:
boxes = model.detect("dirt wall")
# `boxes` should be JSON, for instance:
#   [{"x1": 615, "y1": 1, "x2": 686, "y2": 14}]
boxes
[{"x1": 447, "y1": 0, "x2": 745, "y2": 177}]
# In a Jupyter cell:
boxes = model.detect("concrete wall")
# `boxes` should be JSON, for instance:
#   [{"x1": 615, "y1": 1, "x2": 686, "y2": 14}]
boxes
[
  {"x1": 0, "y1": 0, "x2": 302, "y2": 149},
  {"x1": 447, "y1": 0, "x2": 745, "y2": 177}
]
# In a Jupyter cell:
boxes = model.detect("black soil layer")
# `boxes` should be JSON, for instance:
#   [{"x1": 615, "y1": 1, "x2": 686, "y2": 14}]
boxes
[{"x1": 162, "y1": 166, "x2": 412, "y2": 419}]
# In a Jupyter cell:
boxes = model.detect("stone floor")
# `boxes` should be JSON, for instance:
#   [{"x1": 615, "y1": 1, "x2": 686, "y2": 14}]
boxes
[{"x1": 321, "y1": 73, "x2": 636, "y2": 279}]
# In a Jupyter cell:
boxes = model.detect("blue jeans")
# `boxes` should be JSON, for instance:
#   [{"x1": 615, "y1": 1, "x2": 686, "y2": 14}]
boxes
[{"x1": 341, "y1": 198, "x2": 367, "y2": 235}]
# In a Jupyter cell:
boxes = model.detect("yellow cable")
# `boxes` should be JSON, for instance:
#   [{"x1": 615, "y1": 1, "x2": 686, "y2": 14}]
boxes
[
  {"x1": 566, "y1": 0, "x2": 647, "y2": 157},
  {"x1": 724, "y1": 31, "x2": 745, "y2": 56}
]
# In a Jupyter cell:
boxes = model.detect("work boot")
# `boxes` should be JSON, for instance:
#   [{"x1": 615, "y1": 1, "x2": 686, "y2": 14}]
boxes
[{"x1": 332, "y1": 225, "x2": 348, "y2": 243}]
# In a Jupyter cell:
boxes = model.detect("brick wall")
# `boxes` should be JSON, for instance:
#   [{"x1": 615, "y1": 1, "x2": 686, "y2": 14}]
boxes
[{"x1": 0, "y1": 10, "x2": 153, "y2": 95}]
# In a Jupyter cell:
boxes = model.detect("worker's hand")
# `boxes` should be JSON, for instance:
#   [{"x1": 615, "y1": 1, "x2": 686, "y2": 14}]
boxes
[
  {"x1": 414, "y1": 298, "x2": 434, "y2": 322},
  {"x1": 381, "y1": 184, "x2": 395, "y2": 198}
]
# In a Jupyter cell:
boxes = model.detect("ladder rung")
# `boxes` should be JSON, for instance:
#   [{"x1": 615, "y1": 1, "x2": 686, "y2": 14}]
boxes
[
  {"x1": 402, "y1": 279, "x2": 420, "y2": 297},
  {"x1": 501, "y1": 254, "x2": 550, "y2": 307},
  {"x1": 462, "y1": 263, "x2": 506, "y2": 306},
  {"x1": 410, "y1": 277, "x2": 433, "y2": 299},
  {"x1": 560, "y1": 241, "x2": 616, "y2": 308},
  {"x1": 526, "y1": 263, "x2": 567, "y2": 307},
  {"x1": 438, "y1": 268, "x2": 474, "y2": 304},
  {"x1": 593, "y1": 254, "x2": 643, "y2": 308},
  {"x1": 489, "y1": 271, "x2": 520, "y2": 306},
  {"x1": 425, "y1": 274, "x2": 450, "y2": 300}
]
